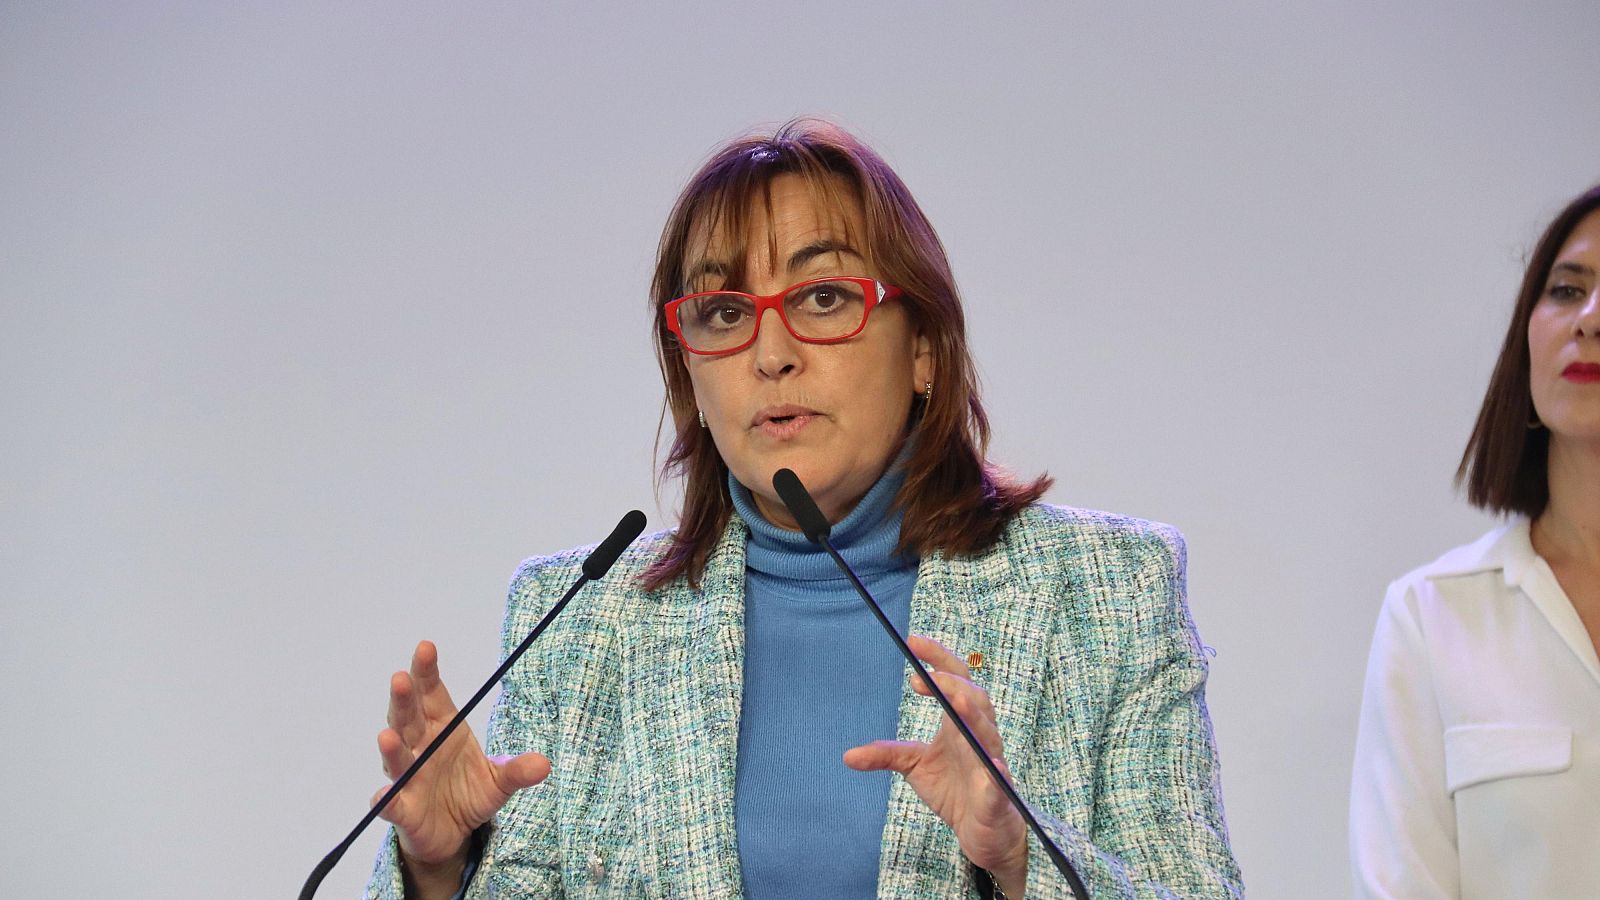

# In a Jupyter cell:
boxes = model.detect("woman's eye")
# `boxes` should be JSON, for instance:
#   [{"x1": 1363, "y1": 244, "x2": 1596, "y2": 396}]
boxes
[
  {"x1": 1546, "y1": 282, "x2": 1587, "y2": 302},
  {"x1": 792, "y1": 281, "x2": 864, "y2": 314},
  {"x1": 708, "y1": 305, "x2": 746, "y2": 326},
  {"x1": 691, "y1": 298, "x2": 752, "y2": 330}
]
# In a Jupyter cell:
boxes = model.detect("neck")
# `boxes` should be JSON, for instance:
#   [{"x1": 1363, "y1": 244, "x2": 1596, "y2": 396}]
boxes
[
  {"x1": 731, "y1": 461, "x2": 913, "y2": 580},
  {"x1": 1534, "y1": 437, "x2": 1600, "y2": 568}
]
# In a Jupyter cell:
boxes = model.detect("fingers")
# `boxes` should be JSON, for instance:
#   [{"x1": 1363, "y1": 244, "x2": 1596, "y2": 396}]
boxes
[
  {"x1": 368, "y1": 779, "x2": 426, "y2": 832},
  {"x1": 911, "y1": 669, "x2": 998, "y2": 722},
  {"x1": 386, "y1": 640, "x2": 462, "y2": 751},
  {"x1": 370, "y1": 779, "x2": 411, "y2": 824},
  {"x1": 409, "y1": 640, "x2": 461, "y2": 722},
  {"x1": 920, "y1": 670, "x2": 1005, "y2": 754},
  {"x1": 908, "y1": 634, "x2": 970, "y2": 678},
  {"x1": 905, "y1": 635, "x2": 998, "y2": 743},
  {"x1": 900, "y1": 631, "x2": 1008, "y2": 764},
  {"x1": 377, "y1": 726, "x2": 417, "y2": 780},
  {"x1": 387, "y1": 669, "x2": 429, "y2": 748},
  {"x1": 843, "y1": 739, "x2": 925, "y2": 774}
]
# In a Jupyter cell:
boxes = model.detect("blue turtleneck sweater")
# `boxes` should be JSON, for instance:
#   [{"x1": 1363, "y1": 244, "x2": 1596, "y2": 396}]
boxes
[{"x1": 730, "y1": 463, "x2": 919, "y2": 898}]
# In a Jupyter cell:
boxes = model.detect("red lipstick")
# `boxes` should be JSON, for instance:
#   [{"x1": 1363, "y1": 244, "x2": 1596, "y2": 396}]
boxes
[{"x1": 1562, "y1": 362, "x2": 1600, "y2": 384}]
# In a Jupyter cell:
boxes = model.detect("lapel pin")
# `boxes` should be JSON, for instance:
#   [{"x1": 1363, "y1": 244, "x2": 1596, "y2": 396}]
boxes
[{"x1": 966, "y1": 651, "x2": 984, "y2": 672}]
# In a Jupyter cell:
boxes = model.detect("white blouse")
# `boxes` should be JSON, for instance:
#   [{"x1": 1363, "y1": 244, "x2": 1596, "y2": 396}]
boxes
[{"x1": 1350, "y1": 520, "x2": 1600, "y2": 899}]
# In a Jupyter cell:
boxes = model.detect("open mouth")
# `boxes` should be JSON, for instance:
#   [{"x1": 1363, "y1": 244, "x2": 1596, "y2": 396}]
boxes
[{"x1": 753, "y1": 405, "x2": 820, "y2": 427}]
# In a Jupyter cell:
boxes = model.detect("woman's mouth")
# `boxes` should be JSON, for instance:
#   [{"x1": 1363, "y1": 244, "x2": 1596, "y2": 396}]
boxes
[
  {"x1": 753, "y1": 405, "x2": 821, "y2": 438},
  {"x1": 1561, "y1": 362, "x2": 1600, "y2": 383}
]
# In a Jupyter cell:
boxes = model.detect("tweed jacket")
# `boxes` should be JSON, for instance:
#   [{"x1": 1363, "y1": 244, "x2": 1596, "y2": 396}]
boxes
[{"x1": 368, "y1": 503, "x2": 1242, "y2": 899}]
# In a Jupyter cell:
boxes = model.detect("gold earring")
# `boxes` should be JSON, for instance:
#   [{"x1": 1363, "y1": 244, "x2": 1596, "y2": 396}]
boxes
[{"x1": 923, "y1": 382, "x2": 933, "y2": 402}]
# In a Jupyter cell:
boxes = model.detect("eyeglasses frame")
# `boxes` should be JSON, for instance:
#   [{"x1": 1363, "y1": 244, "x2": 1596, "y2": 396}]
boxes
[{"x1": 663, "y1": 276, "x2": 903, "y2": 357}]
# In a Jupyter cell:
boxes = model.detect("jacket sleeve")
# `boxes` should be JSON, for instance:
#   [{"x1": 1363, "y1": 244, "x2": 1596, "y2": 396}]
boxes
[
  {"x1": 1025, "y1": 523, "x2": 1243, "y2": 899},
  {"x1": 1349, "y1": 581, "x2": 1457, "y2": 898}
]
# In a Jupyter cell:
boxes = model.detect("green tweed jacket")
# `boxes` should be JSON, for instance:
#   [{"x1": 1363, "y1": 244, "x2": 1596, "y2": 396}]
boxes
[{"x1": 368, "y1": 504, "x2": 1242, "y2": 898}]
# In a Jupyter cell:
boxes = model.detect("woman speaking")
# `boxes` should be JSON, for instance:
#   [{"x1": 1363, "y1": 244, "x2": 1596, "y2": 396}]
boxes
[
  {"x1": 366, "y1": 120, "x2": 1241, "y2": 899},
  {"x1": 1350, "y1": 186, "x2": 1600, "y2": 897}
]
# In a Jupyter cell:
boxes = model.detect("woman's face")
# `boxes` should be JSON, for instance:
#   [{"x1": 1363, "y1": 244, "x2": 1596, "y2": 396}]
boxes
[
  {"x1": 682, "y1": 174, "x2": 932, "y2": 529},
  {"x1": 1529, "y1": 209, "x2": 1600, "y2": 446}
]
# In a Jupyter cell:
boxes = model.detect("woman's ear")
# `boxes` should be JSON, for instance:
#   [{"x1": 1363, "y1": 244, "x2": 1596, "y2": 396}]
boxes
[{"x1": 911, "y1": 330, "x2": 934, "y2": 395}]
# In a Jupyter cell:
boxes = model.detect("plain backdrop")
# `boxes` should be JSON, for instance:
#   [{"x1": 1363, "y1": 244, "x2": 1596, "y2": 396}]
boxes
[{"x1": 4, "y1": 2, "x2": 1599, "y2": 897}]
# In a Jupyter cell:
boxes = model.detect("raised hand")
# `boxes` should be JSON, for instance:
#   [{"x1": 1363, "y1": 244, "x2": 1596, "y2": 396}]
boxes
[
  {"x1": 844, "y1": 635, "x2": 1029, "y2": 895},
  {"x1": 374, "y1": 641, "x2": 551, "y2": 881}
]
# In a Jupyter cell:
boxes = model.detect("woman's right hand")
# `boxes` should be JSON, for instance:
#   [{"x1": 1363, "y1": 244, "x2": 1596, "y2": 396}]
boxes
[{"x1": 375, "y1": 640, "x2": 551, "y2": 887}]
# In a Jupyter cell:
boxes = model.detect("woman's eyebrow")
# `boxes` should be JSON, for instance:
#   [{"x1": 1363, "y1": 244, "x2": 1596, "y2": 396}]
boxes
[
  {"x1": 1551, "y1": 260, "x2": 1596, "y2": 278},
  {"x1": 787, "y1": 239, "x2": 862, "y2": 272},
  {"x1": 684, "y1": 259, "x2": 727, "y2": 282}
]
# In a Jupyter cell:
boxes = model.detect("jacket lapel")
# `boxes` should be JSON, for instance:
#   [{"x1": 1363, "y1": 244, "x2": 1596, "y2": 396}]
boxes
[
  {"x1": 615, "y1": 517, "x2": 1050, "y2": 897},
  {"x1": 621, "y1": 520, "x2": 749, "y2": 897},
  {"x1": 878, "y1": 538, "x2": 1045, "y2": 897}
]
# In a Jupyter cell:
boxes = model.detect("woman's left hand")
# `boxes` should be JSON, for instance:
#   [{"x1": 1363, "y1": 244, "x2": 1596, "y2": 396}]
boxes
[{"x1": 844, "y1": 634, "x2": 1029, "y2": 896}]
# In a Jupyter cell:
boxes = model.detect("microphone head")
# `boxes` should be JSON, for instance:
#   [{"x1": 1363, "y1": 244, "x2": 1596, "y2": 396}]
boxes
[
  {"x1": 771, "y1": 468, "x2": 831, "y2": 545},
  {"x1": 581, "y1": 509, "x2": 648, "y2": 580}
]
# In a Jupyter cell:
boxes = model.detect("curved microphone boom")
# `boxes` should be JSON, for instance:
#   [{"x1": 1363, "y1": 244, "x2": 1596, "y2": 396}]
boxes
[
  {"x1": 771, "y1": 469, "x2": 1090, "y2": 900},
  {"x1": 297, "y1": 509, "x2": 648, "y2": 900}
]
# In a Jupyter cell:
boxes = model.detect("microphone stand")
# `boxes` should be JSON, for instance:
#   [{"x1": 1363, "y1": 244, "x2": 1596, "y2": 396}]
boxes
[
  {"x1": 772, "y1": 469, "x2": 1089, "y2": 900},
  {"x1": 296, "y1": 510, "x2": 646, "y2": 900}
]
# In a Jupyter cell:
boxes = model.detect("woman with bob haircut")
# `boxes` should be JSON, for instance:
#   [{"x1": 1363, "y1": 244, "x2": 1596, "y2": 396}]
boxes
[
  {"x1": 364, "y1": 119, "x2": 1242, "y2": 899},
  {"x1": 1351, "y1": 185, "x2": 1600, "y2": 897}
]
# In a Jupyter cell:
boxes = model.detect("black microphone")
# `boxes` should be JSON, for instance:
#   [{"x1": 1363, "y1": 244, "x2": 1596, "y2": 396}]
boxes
[
  {"x1": 584, "y1": 509, "x2": 648, "y2": 578},
  {"x1": 297, "y1": 509, "x2": 648, "y2": 900},
  {"x1": 771, "y1": 467, "x2": 831, "y2": 544},
  {"x1": 770, "y1": 469, "x2": 1090, "y2": 900}
]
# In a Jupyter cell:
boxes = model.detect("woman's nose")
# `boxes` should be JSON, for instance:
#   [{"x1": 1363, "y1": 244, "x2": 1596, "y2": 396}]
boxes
[
  {"x1": 1577, "y1": 289, "x2": 1600, "y2": 338},
  {"x1": 752, "y1": 308, "x2": 802, "y2": 377}
]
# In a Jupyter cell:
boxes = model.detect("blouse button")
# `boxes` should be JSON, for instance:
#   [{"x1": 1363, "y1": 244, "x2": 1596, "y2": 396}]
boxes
[{"x1": 587, "y1": 851, "x2": 605, "y2": 881}]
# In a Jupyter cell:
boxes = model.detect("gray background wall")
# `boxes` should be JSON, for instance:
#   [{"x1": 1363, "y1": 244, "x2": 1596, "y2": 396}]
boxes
[{"x1": 4, "y1": 2, "x2": 1598, "y2": 896}]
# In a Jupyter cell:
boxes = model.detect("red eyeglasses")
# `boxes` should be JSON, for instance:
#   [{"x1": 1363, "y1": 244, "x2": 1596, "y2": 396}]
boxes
[{"x1": 664, "y1": 276, "x2": 902, "y2": 356}]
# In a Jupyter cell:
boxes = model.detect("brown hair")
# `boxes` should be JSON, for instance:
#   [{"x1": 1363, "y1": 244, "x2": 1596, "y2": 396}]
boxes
[
  {"x1": 1457, "y1": 184, "x2": 1600, "y2": 517},
  {"x1": 642, "y1": 119, "x2": 1050, "y2": 589}
]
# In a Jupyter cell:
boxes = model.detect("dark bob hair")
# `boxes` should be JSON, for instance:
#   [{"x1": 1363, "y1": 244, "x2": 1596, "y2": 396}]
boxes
[
  {"x1": 643, "y1": 119, "x2": 1050, "y2": 589},
  {"x1": 1457, "y1": 184, "x2": 1600, "y2": 517}
]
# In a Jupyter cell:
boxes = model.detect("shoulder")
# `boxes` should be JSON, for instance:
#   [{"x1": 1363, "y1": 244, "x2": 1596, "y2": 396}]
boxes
[
  {"x1": 964, "y1": 503, "x2": 1189, "y2": 633},
  {"x1": 981, "y1": 505, "x2": 1199, "y2": 680},
  {"x1": 1386, "y1": 519, "x2": 1525, "y2": 602},
  {"x1": 505, "y1": 527, "x2": 682, "y2": 611},
  {"x1": 999, "y1": 502, "x2": 1185, "y2": 577}
]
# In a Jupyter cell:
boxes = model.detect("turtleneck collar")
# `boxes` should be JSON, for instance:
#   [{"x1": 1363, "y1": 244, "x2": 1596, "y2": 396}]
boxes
[{"x1": 729, "y1": 449, "x2": 916, "y2": 582}]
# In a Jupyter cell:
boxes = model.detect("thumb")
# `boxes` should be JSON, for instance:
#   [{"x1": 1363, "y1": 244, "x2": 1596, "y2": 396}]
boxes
[
  {"x1": 844, "y1": 739, "x2": 925, "y2": 774},
  {"x1": 491, "y1": 751, "x2": 552, "y2": 792}
]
